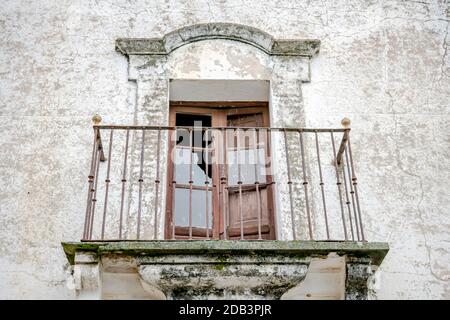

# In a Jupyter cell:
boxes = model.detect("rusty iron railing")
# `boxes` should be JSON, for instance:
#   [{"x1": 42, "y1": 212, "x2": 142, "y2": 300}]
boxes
[{"x1": 82, "y1": 116, "x2": 365, "y2": 242}]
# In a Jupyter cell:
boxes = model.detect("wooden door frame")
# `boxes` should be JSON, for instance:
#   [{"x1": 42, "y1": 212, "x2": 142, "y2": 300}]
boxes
[{"x1": 164, "y1": 102, "x2": 276, "y2": 240}]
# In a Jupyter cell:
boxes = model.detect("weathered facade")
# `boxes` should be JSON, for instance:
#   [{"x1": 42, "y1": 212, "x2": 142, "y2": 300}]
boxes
[{"x1": 0, "y1": 0, "x2": 449, "y2": 299}]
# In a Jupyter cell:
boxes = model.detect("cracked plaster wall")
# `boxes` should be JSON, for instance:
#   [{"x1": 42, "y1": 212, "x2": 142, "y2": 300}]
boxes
[{"x1": 0, "y1": 0, "x2": 449, "y2": 299}]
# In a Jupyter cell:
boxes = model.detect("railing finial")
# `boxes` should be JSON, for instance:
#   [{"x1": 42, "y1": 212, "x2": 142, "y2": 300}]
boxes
[
  {"x1": 336, "y1": 117, "x2": 351, "y2": 167},
  {"x1": 92, "y1": 114, "x2": 102, "y2": 125},
  {"x1": 341, "y1": 117, "x2": 351, "y2": 129}
]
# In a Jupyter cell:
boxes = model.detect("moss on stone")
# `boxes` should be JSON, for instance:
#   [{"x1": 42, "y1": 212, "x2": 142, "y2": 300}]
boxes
[
  {"x1": 61, "y1": 240, "x2": 389, "y2": 266},
  {"x1": 212, "y1": 264, "x2": 225, "y2": 271}
]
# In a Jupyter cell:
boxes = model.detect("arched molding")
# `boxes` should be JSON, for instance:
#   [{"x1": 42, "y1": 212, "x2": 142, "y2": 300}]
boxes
[{"x1": 116, "y1": 23, "x2": 320, "y2": 57}]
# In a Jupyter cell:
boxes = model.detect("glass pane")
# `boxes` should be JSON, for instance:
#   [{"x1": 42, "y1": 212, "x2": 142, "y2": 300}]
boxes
[
  {"x1": 174, "y1": 148, "x2": 212, "y2": 185},
  {"x1": 227, "y1": 148, "x2": 267, "y2": 185},
  {"x1": 175, "y1": 128, "x2": 210, "y2": 147},
  {"x1": 175, "y1": 128, "x2": 191, "y2": 147},
  {"x1": 174, "y1": 188, "x2": 213, "y2": 228}
]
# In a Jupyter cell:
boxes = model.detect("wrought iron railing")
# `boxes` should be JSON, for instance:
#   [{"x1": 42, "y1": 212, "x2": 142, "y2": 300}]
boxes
[{"x1": 82, "y1": 117, "x2": 365, "y2": 242}]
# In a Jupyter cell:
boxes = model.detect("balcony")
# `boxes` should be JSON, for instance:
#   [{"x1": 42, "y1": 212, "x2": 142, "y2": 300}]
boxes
[
  {"x1": 82, "y1": 118, "x2": 367, "y2": 242},
  {"x1": 62, "y1": 116, "x2": 388, "y2": 300}
]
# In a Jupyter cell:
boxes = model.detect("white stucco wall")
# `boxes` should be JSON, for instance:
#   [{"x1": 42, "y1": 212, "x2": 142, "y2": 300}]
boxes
[{"x1": 0, "y1": 0, "x2": 448, "y2": 299}]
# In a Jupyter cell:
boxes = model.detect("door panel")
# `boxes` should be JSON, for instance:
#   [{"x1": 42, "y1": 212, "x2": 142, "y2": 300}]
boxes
[
  {"x1": 166, "y1": 110, "x2": 217, "y2": 239},
  {"x1": 225, "y1": 112, "x2": 275, "y2": 240}
]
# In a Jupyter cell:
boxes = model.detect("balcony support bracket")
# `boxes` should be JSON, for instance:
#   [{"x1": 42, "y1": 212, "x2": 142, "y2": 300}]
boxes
[{"x1": 62, "y1": 241, "x2": 388, "y2": 300}]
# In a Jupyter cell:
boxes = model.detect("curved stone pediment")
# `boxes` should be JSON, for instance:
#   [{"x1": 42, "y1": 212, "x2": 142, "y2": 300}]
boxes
[{"x1": 116, "y1": 23, "x2": 320, "y2": 57}]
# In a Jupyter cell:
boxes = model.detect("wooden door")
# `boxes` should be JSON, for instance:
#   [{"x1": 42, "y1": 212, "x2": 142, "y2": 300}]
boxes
[
  {"x1": 165, "y1": 107, "x2": 221, "y2": 239},
  {"x1": 224, "y1": 109, "x2": 276, "y2": 240},
  {"x1": 165, "y1": 103, "x2": 276, "y2": 240}
]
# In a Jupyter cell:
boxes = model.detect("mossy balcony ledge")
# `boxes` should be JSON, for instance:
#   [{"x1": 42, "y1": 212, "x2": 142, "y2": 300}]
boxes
[
  {"x1": 62, "y1": 240, "x2": 388, "y2": 300},
  {"x1": 62, "y1": 240, "x2": 389, "y2": 265}
]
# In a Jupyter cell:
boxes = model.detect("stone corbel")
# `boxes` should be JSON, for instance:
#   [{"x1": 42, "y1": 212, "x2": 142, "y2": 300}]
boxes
[
  {"x1": 280, "y1": 253, "x2": 346, "y2": 300},
  {"x1": 345, "y1": 258, "x2": 375, "y2": 300},
  {"x1": 73, "y1": 252, "x2": 102, "y2": 300}
]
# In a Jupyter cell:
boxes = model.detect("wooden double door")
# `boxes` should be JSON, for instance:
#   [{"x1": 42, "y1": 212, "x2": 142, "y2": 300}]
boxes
[{"x1": 165, "y1": 103, "x2": 276, "y2": 240}]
